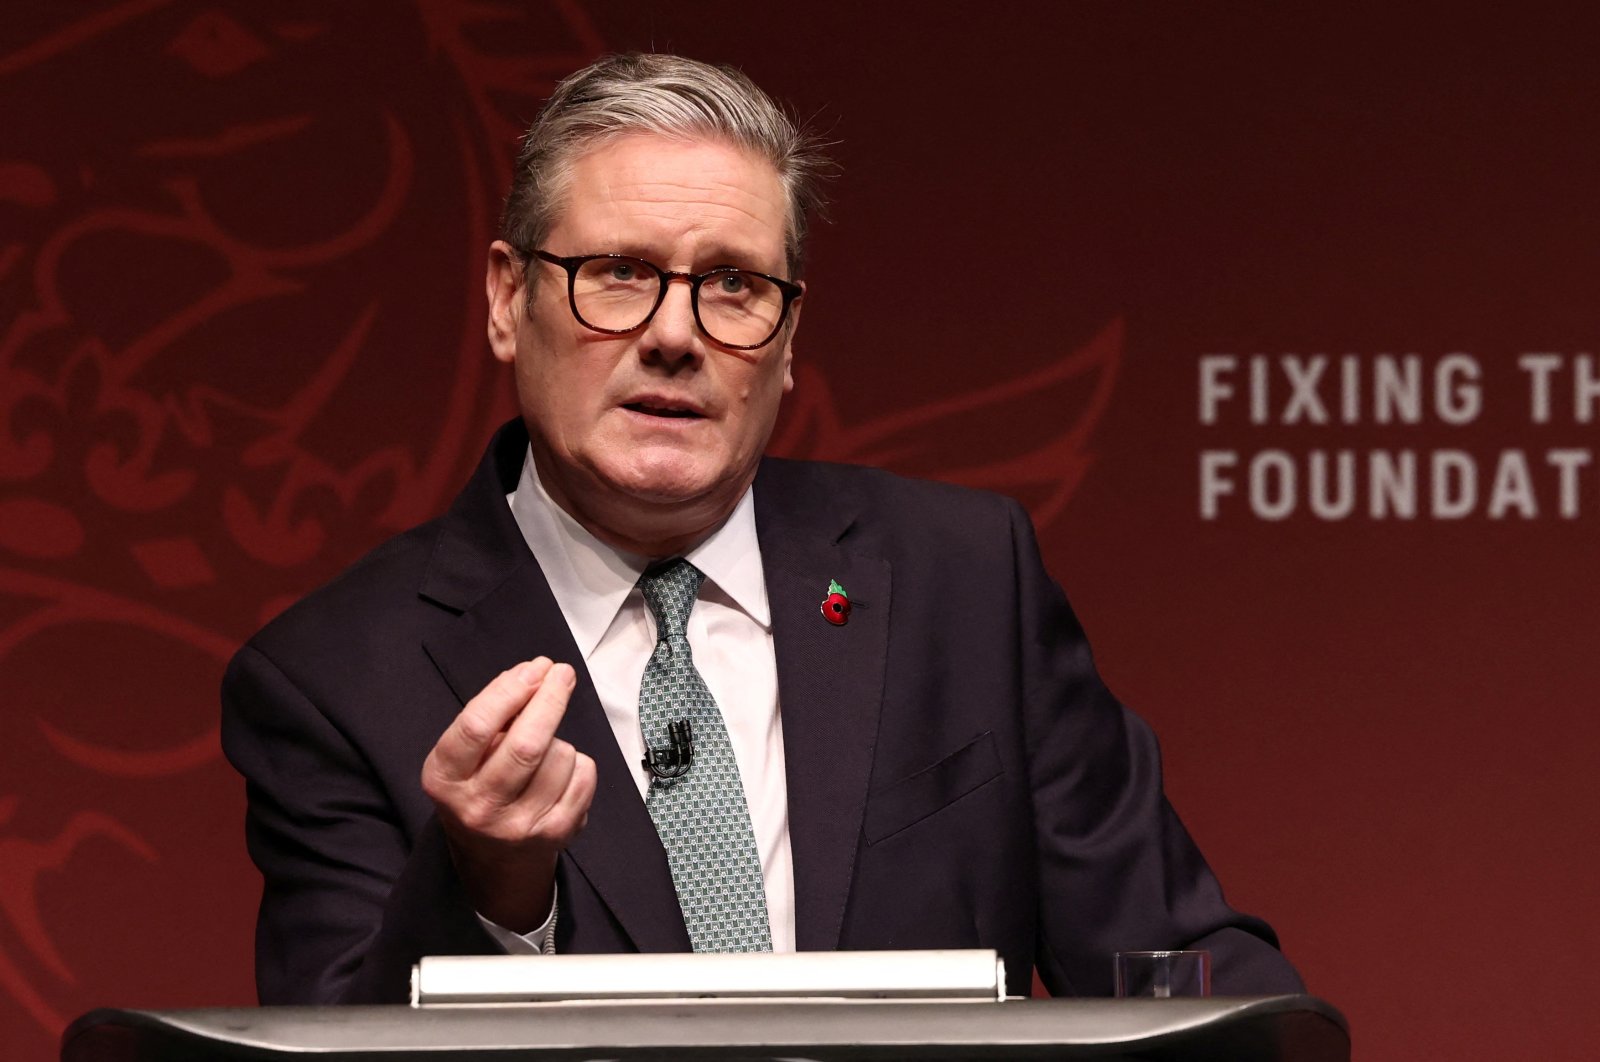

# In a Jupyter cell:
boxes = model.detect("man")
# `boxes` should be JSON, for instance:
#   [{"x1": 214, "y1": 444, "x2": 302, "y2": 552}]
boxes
[{"x1": 222, "y1": 53, "x2": 1303, "y2": 1005}]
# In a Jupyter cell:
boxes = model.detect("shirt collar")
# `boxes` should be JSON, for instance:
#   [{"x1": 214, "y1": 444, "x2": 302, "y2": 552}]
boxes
[{"x1": 507, "y1": 448, "x2": 770, "y2": 659}]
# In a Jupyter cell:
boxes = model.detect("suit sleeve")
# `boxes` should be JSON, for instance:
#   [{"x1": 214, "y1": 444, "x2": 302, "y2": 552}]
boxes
[
  {"x1": 221, "y1": 643, "x2": 500, "y2": 1004},
  {"x1": 1006, "y1": 500, "x2": 1305, "y2": 996}
]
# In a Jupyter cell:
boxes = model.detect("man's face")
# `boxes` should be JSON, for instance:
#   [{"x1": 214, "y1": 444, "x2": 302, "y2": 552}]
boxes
[{"x1": 487, "y1": 133, "x2": 799, "y2": 553}]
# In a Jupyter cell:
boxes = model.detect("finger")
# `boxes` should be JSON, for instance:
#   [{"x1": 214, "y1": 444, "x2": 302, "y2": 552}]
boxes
[
  {"x1": 546, "y1": 751, "x2": 597, "y2": 838},
  {"x1": 509, "y1": 742, "x2": 592, "y2": 842},
  {"x1": 511, "y1": 737, "x2": 578, "y2": 820},
  {"x1": 427, "y1": 658, "x2": 552, "y2": 781},
  {"x1": 474, "y1": 662, "x2": 577, "y2": 796}
]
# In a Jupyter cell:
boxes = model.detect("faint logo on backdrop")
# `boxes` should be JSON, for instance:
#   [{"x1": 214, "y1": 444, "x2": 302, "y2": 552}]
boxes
[
  {"x1": 769, "y1": 319, "x2": 1123, "y2": 529},
  {"x1": 0, "y1": 2, "x2": 1120, "y2": 1041},
  {"x1": 0, "y1": 0, "x2": 603, "y2": 1037}
]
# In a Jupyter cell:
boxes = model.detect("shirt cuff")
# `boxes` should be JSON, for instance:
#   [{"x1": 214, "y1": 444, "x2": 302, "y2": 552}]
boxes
[{"x1": 475, "y1": 885, "x2": 558, "y2": 955}]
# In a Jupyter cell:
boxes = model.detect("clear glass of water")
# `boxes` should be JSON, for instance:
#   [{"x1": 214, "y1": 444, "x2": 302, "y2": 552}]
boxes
[{"x1": 1113, "y1": 950, "x2": 1212, "y2": 997}]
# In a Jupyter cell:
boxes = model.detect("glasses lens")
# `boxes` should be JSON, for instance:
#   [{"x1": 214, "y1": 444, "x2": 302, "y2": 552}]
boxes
[
  {"x1": 696, "y1": 270, "x2": 786, "y2": 348},
  {"x1": 571, "y1": 256, "x2": 661, "y2": 332}
]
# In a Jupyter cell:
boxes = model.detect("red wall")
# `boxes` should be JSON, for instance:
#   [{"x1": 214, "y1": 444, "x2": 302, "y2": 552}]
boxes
[{"x1": 4, "y1": 4, "x2": 1598, "y2": 1059}]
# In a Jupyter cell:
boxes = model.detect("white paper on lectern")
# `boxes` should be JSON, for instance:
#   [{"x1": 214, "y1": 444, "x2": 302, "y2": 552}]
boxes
[{"x1": 410, "y1": 949, "x2": 1007, "y2": 1006}]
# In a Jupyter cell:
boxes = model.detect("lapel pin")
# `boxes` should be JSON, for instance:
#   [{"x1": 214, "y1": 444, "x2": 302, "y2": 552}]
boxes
[{"x1": 821, "y1": 579, "x2": 851, "y2": 626}]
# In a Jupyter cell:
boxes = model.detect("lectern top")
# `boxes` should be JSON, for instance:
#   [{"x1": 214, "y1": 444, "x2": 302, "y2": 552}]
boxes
[{"x1": 63, "y1": 995, "x2": 1349, "y2": 1062}]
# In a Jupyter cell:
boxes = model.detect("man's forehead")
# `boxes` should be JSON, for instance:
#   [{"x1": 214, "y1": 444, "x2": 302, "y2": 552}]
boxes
[{"x1": 549, "y1": 133, "x2": 789, "y2": 266}]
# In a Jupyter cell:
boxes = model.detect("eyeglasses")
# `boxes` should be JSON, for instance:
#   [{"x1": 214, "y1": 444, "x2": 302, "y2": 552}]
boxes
[{"x1": 529, "y1": 250, "x2": 802, "y2": 351}]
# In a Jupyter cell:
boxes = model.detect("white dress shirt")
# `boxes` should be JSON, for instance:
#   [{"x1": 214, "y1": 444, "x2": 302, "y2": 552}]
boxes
[{"x1": 480, "y1": 448, "x2": 796, "y2": 954}]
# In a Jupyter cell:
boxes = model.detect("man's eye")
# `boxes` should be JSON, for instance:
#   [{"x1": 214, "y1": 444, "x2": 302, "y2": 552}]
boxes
[
  {"x1": 715, "y1": 273, "x2": 747, "y2": 294},
  {"x1": 609, "y1": 262, "x2": 636, "y2": 281}
]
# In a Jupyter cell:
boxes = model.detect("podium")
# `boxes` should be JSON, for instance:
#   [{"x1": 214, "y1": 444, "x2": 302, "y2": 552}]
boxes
[{"x1": 64, "y1": 995, "x2": 1349, "y2": 1061}]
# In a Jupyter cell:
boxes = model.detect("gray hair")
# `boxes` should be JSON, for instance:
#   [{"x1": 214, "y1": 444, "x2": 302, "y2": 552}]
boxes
[{"x1": 500, "y1": 53, "x2": 832, "y2": 279}]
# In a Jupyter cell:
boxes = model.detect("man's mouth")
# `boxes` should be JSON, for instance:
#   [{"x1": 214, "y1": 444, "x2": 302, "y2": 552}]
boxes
[{"x1": 623, "y1": 402, "x2": 704, "y2": 419}]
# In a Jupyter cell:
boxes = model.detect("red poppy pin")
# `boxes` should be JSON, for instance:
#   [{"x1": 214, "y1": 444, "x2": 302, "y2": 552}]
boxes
[{"x1": 821, "y1": 579, "x2": 851, "y2": 626}]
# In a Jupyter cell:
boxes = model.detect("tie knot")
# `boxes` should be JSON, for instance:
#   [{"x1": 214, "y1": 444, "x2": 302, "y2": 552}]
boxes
[{"x1": 639, "y1": 559, "x2": 704, "y2": 640}]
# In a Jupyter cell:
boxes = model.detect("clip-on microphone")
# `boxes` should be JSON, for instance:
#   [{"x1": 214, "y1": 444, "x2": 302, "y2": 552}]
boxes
[{"x1": 643, "y1": 718, "x2": 694, "y2": 781}]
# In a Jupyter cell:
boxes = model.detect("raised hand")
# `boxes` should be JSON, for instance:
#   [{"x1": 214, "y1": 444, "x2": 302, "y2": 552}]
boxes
[{"x1": 420, "y1": 658, "x2": 597, "y2": 933}]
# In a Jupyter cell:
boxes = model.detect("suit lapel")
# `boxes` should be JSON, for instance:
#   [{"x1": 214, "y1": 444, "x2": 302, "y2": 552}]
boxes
[
  {"x1": 418, "y1": 422, "x2": 689, "y2": 953},
  {"x1": 756, "y1": 461, "x2": 890, "y2": 952}
]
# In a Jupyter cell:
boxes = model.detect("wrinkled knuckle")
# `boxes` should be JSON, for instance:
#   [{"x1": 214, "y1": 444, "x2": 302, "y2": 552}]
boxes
[
  {"x1": 457, "y1": 796, "x2": 502, "y2": 834},
  {"x1": 456, "y1": 713, "x2": 495, "y2": 746},
  {"x1": 505, "y1": 736, "x2": 547, "y2": 770}
]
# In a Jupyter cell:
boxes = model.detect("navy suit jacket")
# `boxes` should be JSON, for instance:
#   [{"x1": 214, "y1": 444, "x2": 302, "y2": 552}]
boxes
[{"x1": 221, "y1": 419, "x2": 1303, "y2": 1004}]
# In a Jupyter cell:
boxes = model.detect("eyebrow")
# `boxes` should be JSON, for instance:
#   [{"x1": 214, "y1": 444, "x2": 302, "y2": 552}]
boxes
[{"x1": 596, "y1": 242, "x2": 783, "y2": 275}]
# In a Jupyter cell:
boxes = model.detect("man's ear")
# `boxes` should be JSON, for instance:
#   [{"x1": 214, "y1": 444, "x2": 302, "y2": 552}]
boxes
[
  {"x1": 781, "y1": 283, "x2": 803, "y2": 393},
  {"x1": 486, "y1": 240, "x2": 525, "y2": 364}
]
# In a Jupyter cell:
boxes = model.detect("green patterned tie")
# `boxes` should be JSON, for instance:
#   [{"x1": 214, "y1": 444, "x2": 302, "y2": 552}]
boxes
[{"x1": 637, "y1": 559, "x2": 773, "y2": 952}]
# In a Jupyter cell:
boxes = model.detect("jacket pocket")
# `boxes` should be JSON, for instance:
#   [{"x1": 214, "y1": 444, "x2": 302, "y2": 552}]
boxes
[{"x1": 863, "y1": 731, "x2": 1003, "y2": 846}]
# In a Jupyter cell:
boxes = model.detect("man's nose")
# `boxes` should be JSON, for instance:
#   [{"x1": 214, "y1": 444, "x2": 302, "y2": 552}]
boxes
[{"x1": 638, "y1": 277, "x2": 701, "y2": 364}]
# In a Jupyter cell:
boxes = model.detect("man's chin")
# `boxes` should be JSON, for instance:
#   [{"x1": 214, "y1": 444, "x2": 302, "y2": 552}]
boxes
[
  {"x1": 608, "y1": 471, "x2": 732, "y2": 510},
  {"x1": 597, "y1": 451, "x2": 748, "y2": 505}
]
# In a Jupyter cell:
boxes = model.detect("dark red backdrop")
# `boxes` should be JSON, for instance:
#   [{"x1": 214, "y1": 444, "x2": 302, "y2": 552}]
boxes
[{"x1": 4, "y1": 4, "x2": 1598, "y2": 1059}]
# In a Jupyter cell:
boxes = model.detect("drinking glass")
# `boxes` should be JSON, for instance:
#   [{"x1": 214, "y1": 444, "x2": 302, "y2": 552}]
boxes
[{"x1": 1113, "y1": 950, "x2": 1211, "y2": 998}]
